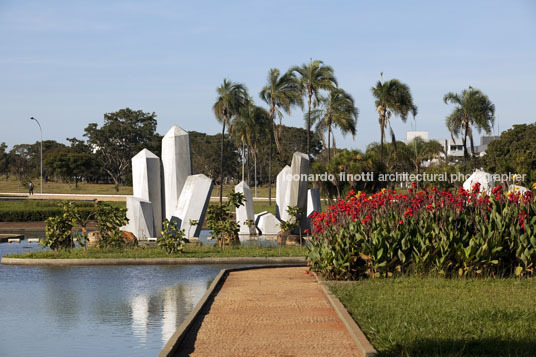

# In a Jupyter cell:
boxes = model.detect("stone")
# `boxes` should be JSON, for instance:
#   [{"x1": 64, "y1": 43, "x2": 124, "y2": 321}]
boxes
[
  {"x1": 87, "y1": 231, "x2": 101, "y2": 247},
  {"x1": 281, "y1": 152, "x2": 309, "y2": 231},
  {"x1": 463, "y1": 169, "x2": 495, "y2": 194},
  {"x1": 132, "y1": 149, "x2": 162, "y2": 236},
  {"x1": 171, "y1": 174, "x2": 213, "y2": 239},
  {"x1": 275, "y1": 165, "x2": 291, "y2": 219},
  {"x1": 307, "y1": 188, "x2": 321, "y2": 217},
  {"x1": 162, "y1": 125, "x2": 192, "y2": 220},
  {"x1": 27, "y1": 238, "x2": 40, "y2": 244},
  {"x1": 254, "y1": 211, "x2": 281, "y2": 235},
  {"x1": 235, "y1": 181, "x2": 256, "y2": 235},
  {"x1": 123, "y1": 196, "x2": 156, "y2": 240}
]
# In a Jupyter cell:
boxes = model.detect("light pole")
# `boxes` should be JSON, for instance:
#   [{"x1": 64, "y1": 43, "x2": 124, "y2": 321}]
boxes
[{"x1": 30, "y1": 117, "x2": 43, "y2": 194}]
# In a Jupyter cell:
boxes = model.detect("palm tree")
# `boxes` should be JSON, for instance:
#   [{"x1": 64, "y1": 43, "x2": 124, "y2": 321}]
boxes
[
  {"x1": 291, "y1": 59, "x2": 337, "y2": 157},
  {"x1": 232, "y1": 99, "x2": 270, "y2": 197},
  {"x1": 444, "y1": 86, "x2": 495, "y2": 159},
  {"x1": 213, "y1": 79, "x2": 248, "y2": 203},
  {"x1": 315, "y1": 88, "x2": 358, "y2": 162},
  {"x1": 371, "y1": 74, "x2": 417, "y2": 162},
  {"x1": 259, "y1": 68, "x2": 302, "y2": 204}
]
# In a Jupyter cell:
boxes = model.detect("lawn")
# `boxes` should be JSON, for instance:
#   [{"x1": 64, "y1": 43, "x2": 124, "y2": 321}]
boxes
[
  {"x1": 5, "y1": 244, "x2": 307, "y2": 259},
  {"x1": 330, "y1": 277, "x2": 536, "y2": 357}
]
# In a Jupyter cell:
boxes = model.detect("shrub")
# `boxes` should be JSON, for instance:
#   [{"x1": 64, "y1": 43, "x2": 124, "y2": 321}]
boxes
[
  {"x1": 206, "y1": 192, "x2": 245, "y2": 248},
  {"x1": 308, "y1": 183, "x2": 536, "y2": 280},
  {"x1": 94, "y1": 202, "x2": 128, "y2": 248},
  {"x1": 158, "y1": 219, "x2": 187, "y2": 254}
]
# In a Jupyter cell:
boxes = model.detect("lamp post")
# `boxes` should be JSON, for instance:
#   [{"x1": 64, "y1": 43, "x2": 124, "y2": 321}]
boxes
[{"x1": 30, "y1": 117, "x2": 43, "y2": 194}]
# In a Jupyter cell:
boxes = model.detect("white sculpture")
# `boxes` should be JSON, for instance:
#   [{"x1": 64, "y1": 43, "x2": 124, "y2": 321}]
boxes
[
  {"x1": 171, "y1": 174, "x2": 213, "y2": 239},
  {"x1": 254, "y1": 211, "x2": 281, "y2": 235},
  {"x1": 162, "y1": 125, "x2": 192, "y2": 220},
  {"x1": 275, "y1": 165, "x2": 291, "y2": 219},
  {"x1": 123, "y1": 197, "x2": 155, "y2": 239},
  {"x1": 307, "y1": 188, "x2": 321, "y2": 217},
  {"x1": 463, "y1": 169, "x2": 495, "y2": 194},
  {"x1": 281, "y1": 152, "x2": 309, "y2": 231},
  {"x1": 132, "y1": 149, "x2": 162, "y2": 236},
  {"x1": 509, "y1": 185, "x2": 529, "y2": 195},
  {"x1": 235, "y1": 181, "x2": 256, "y2": 235}
]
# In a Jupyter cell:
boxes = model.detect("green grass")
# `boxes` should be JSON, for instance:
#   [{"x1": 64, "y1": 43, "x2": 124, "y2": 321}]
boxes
[
  {"x1": 5, "y1": 244, "x2": 307, "y2": 259},
  {"x1": 330, "y1": 277, "x2": 536, "y2": 356},
  {"x1": 0, "y1": 180, "x2": 133, "y2": 195}
]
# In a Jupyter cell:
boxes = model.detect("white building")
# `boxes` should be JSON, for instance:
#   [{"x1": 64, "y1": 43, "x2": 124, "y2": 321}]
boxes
[{"x1": 405, "y1": 131, "x2": 498, "y2": 158}]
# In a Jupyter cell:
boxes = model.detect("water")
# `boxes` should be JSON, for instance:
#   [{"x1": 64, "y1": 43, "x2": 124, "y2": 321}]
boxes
[{"x1": 0, "y1": 242, "x2": 238, "y2": 356}]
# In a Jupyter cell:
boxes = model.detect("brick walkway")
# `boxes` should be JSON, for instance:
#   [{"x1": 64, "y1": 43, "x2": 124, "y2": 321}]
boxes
[{"x1": 178, "y1": 267, "x2": 361, "y2": 356}]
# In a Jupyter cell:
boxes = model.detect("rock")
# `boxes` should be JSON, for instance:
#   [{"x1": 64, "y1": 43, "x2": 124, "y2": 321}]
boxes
[
  {"x1": 276, "y1": 165, "x2": 291, "y2": 219},
  {"x1": 162, "y1": 125, "x2": 192, "y2": 220},
  {"x1": 132, "y1": 149, "x2": 162, "y2": 236},
  {"x1": 171, "y1": 174, "x2": 213, "y2": 239},
  {"x1": 87, "y1": 231, "x2": 101, "y2": 247},
  {"x1": 235, "y1": 181, "x2": 256, "y2": 235},
  {"x1": 254, "y1": 211, "x2": 281, "y2": 235},
  {"x1": 277, "y1": 231, "x2": 303, "y2": 246},
  {"x1": 463, "y1": 169, "x2": 496, "y2": 193},
  {"x1": 121, "y1": 231, "x2": 138, "y2": 247}
]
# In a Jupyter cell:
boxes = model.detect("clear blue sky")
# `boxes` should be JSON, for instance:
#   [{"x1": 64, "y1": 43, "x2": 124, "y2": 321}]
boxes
[{"x1": 1, "y1": 0, "x2": 535, "y2": 151}]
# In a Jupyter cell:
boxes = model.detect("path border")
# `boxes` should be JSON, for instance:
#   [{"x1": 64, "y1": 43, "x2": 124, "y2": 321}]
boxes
[
  {"x1": 159, "y1": 265, "x2": 377, "y2": 357},
  {"x1": 313, "y1": 271, "x2": 377, "y2": 357},
  {"x1": 1, "y1": 256, "x2": 306, "y2": 266}
]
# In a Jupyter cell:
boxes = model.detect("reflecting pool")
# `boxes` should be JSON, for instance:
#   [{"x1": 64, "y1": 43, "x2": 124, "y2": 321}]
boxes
[{"x1": 0, "y1": 242, "x2": 236, "y2": 356}]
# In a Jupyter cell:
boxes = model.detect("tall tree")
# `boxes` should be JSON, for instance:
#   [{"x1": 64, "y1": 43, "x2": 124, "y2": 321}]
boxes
[
  {"x1": 444, "y1": 86, "x2": 495, "y2": 159},
  {"x1": 84, "y1": 108, "x2": 160, "y2": 191},
  {"x1": 371, "y1": 74, "x2": 417, "y2": 162},
  {"x1": 213, "y1": 79, "x2": 248, "y2": 203},
  {"x1": 259, "y1": 68, "x2": 302, "y2": 204},
  {"x1": 291, "y1": 60, "x2": 337, "y2": 157},
  {"x1": 314, "y1": 88, "x2": 358, "y2": 162},
  {"x1": 0, "y1": 142, "x2": 9, "y2": 180},
  {"x1": 232, "y1": 99, "x2": 270, "y2": 197}
]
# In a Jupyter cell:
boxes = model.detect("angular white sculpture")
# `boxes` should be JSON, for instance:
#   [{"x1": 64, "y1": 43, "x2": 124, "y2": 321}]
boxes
[
  {"x1": 275, "y1": 165, "x2": 291, "y2": 219},
  {"x1": 307, "y1": 188, "x2": 321, "y2": 217},
  {"x1": 282, "y1": 152, "x2": 309, "y2": 231},
  {"x1": 254, "y1": 211, "x2": 281, "y2": 235},
  {"x1": 509, "y1": 185, "x2": 529, "y2": 195},
  {"x1": 463, "y1": 169, "x2": 495, "y2": 194},
  {"x1": 132, "y1": 149, "x2": 162, "y2": 236},
  {"x1": 123, "y1": 197, "x2": 155, "y2": 239},
  {"x1": 171, "y1": 174, "x2": 213, "y2": 239},
  {"x1": 162, "y1": 125, "x2": 192, "y2": 220},
  {"x1": 235, "y1": 181, "x2": 256, "y2": 235}
]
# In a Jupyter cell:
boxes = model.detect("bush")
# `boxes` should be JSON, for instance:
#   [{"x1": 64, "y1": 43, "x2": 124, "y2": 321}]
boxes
[
  {"x1": 158, "y1": 219, "x2": 188, "y2": 254},
  {"x1": 308, "y1": 184, "x2": 536, "y2": 280}
]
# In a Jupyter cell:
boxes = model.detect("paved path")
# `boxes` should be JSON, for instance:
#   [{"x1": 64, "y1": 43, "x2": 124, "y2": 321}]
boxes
[{"x1": 178, "y1": 267, "x2": 361, "y2": 356}]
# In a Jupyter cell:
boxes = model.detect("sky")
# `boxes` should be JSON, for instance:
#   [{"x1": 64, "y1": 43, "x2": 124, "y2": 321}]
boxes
[{"x1": 1, "y1": 0, "x2": 535, "y2": 151}]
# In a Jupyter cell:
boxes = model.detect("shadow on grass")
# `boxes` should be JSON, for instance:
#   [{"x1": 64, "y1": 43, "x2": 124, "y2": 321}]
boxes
[{"x1": 378, "y1": 337, "x2": 536, "y2": 357}]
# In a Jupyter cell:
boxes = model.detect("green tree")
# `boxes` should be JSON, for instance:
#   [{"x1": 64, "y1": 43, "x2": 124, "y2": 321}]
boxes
[
  {"x1": 291, "y1": 60, "x2": 337, "y2": 157},
  {"x1": 83, "y1": 108, "x2": 160, "y2": 191},
  {"x1": 314, "y1": 88, "x2": 358, "y2": 162},
  {"x1": 189, "y1": 131, "x2": 240, "y2": 180},
  {"x1": 0, "y1": 142, "x2": 9, "y2": 180},
  {"x1": 259, "y1": 68, "x2": 302, "y2": 204},
  {"x1": 371, "y1": 74, "x2": 417, "y2": 162},
  {"x1": 213, "y1": 79, "x2": 248, "y2": 203},
  {"x1": 408, "y1": 137, "x2": 443, "y2": 175},
  {"x1": 444, "y1": 86, "x2": 495, "y2": 159}
]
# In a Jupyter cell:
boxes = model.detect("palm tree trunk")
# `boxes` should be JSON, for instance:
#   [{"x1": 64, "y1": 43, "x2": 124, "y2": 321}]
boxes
[
  {"x1": 241, "y1": 141, "x2": 245, "y2": 182},
  {"x1": 328, "y1": 122, "x2": 331, "y2": 163},
  {"x1": 268, "y1": 138, "x2": 272, "y2": 205},
  {"x1": 463, "y1": 122, "x2": 469, "y2": 160},
  {"x1": 254, "y1": 155, "x2": 257, "y2": 198},
  {"x1": 219, "y1": 120, "x2": 226, "y2": 204},
  {"x1": 306, "y1": 93, "x2": 312, "y2": 157},
  {"x1": 380, "y1": 117, "x2": 385, "y2": 164}
]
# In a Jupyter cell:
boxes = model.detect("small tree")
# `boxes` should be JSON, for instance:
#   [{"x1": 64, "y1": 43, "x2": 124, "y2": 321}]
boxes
[
  {"x1": 94, "y1": 202, "x2": 128, "y2": 248},
  {"x1": 159, "y1": 219, "x2": 188, "y2": 254},
  {"x1": 206, "y1": 192, "x2": 245, "y2": 248}
]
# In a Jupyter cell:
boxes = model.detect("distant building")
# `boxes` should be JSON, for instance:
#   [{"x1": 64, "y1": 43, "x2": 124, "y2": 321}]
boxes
[{"x1": 404, "y1": 131, "x2": 498, "y2": 158}]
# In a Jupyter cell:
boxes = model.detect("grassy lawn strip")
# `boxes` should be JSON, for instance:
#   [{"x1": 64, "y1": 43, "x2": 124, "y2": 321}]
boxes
[
  {"x1": 330, "y1": 277, "x2": 536, "y2": 357},
  {"x1": 5, "y1": 244, "x2": 307, "y2": 259}
]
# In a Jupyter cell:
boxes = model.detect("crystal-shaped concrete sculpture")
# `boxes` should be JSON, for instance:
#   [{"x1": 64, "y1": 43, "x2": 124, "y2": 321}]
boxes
[
  {"x1": 275, "y1": 165, "x2": 291, "y2": 219},
  {"x1": 254, "y1": 211, "x2": 281, "y2": 235},
  {"x1": 162, "y1": 125, "x2": 192, "y2": 220},
  {"x1": 123, "y1": 196, "x2": 155, "y2": 239},
  {"x1": 132, "y1": 149, "x2": 162, "y2": 236},
  {"x1": 235, "y1": 181, "x2": 255, "y2": 235},
  {"x1": 307, "y1": 188, "x2": 321, "y2": 217},
  {"x1": 281, "y1": 152, "x2": 309, "y2": 231},
  {"x1": 171, "y1": 174, "x2": 213, "y2": 239},
  {"x1": 462, "y1": 169, "x2": 495, "y2": 194}
]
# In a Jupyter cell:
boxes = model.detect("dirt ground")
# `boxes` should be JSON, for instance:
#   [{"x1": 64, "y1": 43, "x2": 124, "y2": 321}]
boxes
[{"x1": 178, "y1": 267, "x2": 361, "y2": 357}]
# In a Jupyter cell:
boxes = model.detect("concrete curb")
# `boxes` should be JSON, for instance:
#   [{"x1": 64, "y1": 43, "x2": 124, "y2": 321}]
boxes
[
  {"x1": 158, "y1": 264, "x2": 305, "y2": 357},
  {"x1": 1, "y1": 256, "x2": 307, "y2": 266},
  {"x1": 313, "y1": 271, "x2": 378, "y2": 357}
]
